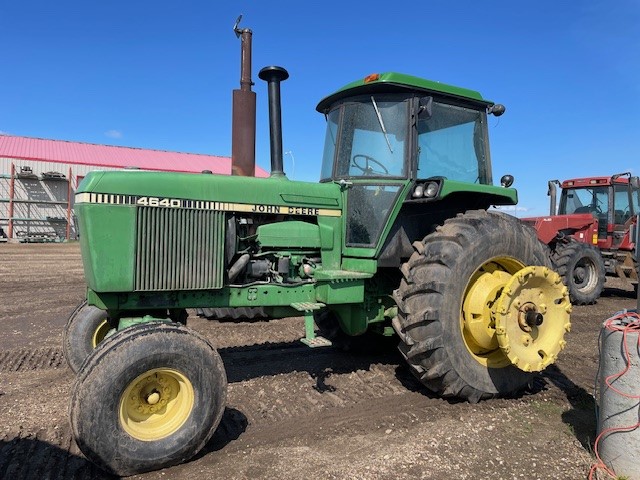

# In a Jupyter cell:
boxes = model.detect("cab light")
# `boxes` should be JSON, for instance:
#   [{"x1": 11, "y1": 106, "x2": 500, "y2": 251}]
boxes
[{"x1": 364, "y1": 73, "x2": 380, "y2": 83}]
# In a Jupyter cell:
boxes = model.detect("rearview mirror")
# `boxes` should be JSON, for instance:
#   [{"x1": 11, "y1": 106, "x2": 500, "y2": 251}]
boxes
[
  {"x1": 500, "y1": 174, "x2": 514, "y2": 188},
  {"x1": 488, "y1": 104, "x2": 506, "y2": 117}
]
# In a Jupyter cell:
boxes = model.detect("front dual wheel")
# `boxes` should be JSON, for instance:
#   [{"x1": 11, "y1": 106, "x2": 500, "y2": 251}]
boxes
[
  {"x1": 62, "y1": 300, "x2": 110, "y2": 373},
  {"x1": 393, "y1": 210, "x2": 572, "y2": 403},
  {"x1": 69, "y1": 322, "x2": 227, "y2": 476}
]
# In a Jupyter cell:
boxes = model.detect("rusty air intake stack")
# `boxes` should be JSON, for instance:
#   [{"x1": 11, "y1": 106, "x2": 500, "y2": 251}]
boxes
[
  {"x1": 231, "y1": 16, "x2": 256, "y2": 177},
  {"x1": 258, "y1": 66, "x2": 289, "y2": 178}
]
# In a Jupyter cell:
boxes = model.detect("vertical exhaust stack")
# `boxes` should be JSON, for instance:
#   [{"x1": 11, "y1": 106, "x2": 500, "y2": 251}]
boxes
[
  {"x1": 258, "y1": 66, "x2": 289, "y2": 178},
  {"x1": 231, "y1": 16, "x2": 256, "y2": 177},
  {"x1": 547, "y1": 180, "x2": 558, "y2": 216}
]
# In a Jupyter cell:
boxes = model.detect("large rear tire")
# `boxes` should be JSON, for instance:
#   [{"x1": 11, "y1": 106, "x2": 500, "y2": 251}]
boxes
[
  {"x1": 69, "y1": 322, "x2": 227, "y2": 476},
  {"x1": 393, "y1": 210, "x2": 554, "y2": 403},
  {"x1": 62, "y1": 300, "x2": 110, "y2": 373},
  {"x1": 552, "y1": 241, "x2": 605, "y2": 305}
]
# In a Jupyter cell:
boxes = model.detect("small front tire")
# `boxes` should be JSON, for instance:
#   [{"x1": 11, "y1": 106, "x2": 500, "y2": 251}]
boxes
[{"x1": 69, "y1": 322, "x2": 227, "y2": 476}]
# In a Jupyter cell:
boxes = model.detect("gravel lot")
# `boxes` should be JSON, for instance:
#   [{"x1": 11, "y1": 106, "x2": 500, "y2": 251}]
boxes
[{"x1": 1, "y1": 242, "x2": 637, "y2": 479}]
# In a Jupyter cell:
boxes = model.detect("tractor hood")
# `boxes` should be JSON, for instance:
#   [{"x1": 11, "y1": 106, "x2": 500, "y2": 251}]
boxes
[{"x1": 521, "y1": 213, "x2": 597, "y2": 245}]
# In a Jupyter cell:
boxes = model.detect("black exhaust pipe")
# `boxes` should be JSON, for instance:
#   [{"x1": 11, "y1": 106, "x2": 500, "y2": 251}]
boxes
[
  {"x1": 231, "y1": 16, "x2": 256, "y2": 177},
  {"x1": 547, "y1": 180, "x2": 558, "y2": 216},
  {"x1": 258, "y1": 66, "x2": 289, "y2": 178}
]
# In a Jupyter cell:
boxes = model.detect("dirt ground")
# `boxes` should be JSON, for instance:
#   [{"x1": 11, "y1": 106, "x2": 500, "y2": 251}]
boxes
[{"x1": 0, "y1": 243, "x2": 637, "y2": 480}]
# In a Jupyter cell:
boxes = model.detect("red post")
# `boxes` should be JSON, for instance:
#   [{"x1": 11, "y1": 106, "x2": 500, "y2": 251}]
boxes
[
  {"x1": 8, "y1": 163, "x2": 15, "y2": 239},
  {"x1": 66, "y1": 167, "x2": 72, "y2": 240}
]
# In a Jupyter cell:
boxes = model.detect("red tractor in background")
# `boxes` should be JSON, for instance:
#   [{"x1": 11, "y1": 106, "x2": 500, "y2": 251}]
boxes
[{"x1": 522, "y1": 172, "x2": 640, "y2": 305}]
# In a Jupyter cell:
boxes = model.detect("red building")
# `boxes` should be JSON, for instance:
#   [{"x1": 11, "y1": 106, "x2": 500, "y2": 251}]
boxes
[{"x1": 0, "y1": 134, "x2": 267, "y2": 242}]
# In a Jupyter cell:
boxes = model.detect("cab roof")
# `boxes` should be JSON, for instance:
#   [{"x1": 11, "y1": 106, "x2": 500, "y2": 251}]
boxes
[
  {"x1": 561, "y1": 176, "x2": 631, "y2": 188},
  {"x1": 316, "y1": 72, "x2": 493, "y2": 113}
]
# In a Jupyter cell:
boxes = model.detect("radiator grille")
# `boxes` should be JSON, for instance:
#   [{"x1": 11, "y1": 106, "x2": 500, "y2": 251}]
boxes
[{"x1": 135, "y1": 207, "x2": 225, "y2": 291}]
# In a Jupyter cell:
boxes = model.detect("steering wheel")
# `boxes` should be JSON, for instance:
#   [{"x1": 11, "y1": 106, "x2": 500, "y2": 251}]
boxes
[{"x1": 352, "y1": 154, "x2": 389, "y2": 176}]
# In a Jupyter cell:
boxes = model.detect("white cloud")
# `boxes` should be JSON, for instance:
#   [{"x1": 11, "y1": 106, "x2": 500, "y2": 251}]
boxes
[
  {"x1": 492, "y1": 205, "x2": 529, "y2": 212},
  {"x1": 104, "y1": 129, "x2": 123, "y2": 139},
  {"x1": 490, "y1": 205, "x2": 532, "y2": 218}
]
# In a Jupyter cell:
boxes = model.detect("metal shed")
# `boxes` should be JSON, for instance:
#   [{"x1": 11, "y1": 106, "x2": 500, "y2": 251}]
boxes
[{"x1": 0, "y1": 135, "x2": 267, "y2": 242}]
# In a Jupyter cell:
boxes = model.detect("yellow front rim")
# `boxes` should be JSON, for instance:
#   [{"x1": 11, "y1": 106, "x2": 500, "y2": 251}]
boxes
[
  {"x1": 461, "y1": 257, "x2": 526, "y2": 368},
  {"x1": 91, "y1": 320, "x2": 110, "y2": 348},
  {"x1": 119, "y1": 368, "x2": 195, "y2": 441}
]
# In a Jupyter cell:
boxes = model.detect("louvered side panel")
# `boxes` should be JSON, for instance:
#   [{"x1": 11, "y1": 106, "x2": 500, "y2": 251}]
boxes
[{"x1": 135, "y1": 207, "x2": 225, "y2": 291}]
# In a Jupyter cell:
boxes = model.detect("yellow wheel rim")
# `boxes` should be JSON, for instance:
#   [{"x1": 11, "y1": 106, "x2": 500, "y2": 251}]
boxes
[
  {"x1": 494, "y1": 266, "x2": 572, "y2": 372},
  {"x1": 119, "y1": 368, "x2": 195, "y2": 441},
  {"x1": 91, "y1": 319, "x2": 110, "y2": 348},
  {"x1": 461, "y1": 257, "x2": 528, "y2": 368}
]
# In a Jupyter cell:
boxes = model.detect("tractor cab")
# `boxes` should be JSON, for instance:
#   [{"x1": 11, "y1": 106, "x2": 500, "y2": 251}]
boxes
[
  {"x1": 316, "y1": 72, "x2": 507, "y2": 253},
  {"x1": 557, "y1": 174, "x2": 640, "y2": 248}
]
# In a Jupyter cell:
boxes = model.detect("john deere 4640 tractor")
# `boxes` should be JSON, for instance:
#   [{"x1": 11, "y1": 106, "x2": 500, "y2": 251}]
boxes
[{"x1": 67, "y1": 67, "x2": 572, "y2": 475}]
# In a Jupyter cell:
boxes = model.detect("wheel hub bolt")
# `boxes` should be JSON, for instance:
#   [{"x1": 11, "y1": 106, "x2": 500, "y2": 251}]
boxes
[
  {"x1": 525, "y1": 311, "x2": 543, "y2": 327},
  {"x1": 518, "y1": 303, "x2": 544, "y2": 332},
  {"x1": 146, "y1": 391, "x2": 161, "y2": 405}
]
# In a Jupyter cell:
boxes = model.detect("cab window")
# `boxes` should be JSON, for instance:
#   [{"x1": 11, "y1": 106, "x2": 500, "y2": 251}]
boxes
[
  {"x1": 320, "y1": 95, "x2": 409, "y2": 180},
  {"x1": 417, "y1": 102, "x2": 488, "y2": 184}
]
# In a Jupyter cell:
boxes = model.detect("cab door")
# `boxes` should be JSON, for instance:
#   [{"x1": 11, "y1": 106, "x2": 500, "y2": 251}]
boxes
[{"x1": 612, "y1": 183, "x2": 635, "y2": 249}]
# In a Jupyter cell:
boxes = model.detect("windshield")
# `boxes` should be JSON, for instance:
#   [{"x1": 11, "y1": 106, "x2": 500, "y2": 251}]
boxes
[
  {"x1": 559, "y1": 186, "x2": 608, "y2": 215},
  {"x1": 320, "y1": 94, "x2": 409, "y2": 180},
  {"x1": 417, "y1": 102, "x2": 489, "y2": 183}
]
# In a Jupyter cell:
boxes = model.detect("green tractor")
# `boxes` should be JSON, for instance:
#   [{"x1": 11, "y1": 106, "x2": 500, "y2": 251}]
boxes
[{"x1": 67, "y1": 67, "x2": 572, "y2": 475}]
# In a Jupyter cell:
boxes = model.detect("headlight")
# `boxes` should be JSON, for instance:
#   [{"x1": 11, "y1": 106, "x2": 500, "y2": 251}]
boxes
[{"x1": 424, "y1": 182, "x2": 439, "y2": 198}]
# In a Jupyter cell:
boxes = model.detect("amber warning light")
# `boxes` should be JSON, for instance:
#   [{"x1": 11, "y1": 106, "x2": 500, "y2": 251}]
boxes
[{"x1": 364, "y1": 73, "x2": 380, "y2": 83}]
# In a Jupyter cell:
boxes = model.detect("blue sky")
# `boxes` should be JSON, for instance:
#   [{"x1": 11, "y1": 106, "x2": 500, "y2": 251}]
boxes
[{"x1": 2, "y1": 1, "x2": 639, "y2": 216}]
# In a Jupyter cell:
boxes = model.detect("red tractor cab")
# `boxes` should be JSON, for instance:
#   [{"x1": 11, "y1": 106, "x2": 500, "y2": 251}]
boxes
[{"x1": 522, "y1": 173, "x2": 640, "y2": 304}]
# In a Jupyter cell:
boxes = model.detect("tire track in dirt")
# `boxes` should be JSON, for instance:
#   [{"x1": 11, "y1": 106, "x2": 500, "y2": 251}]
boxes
[
  {"x1": 0, "y1": 339, "x2": 424, "y2": 479},
  {"x1": 0, "y1": 347, "x2": 66, "y2": 372},
  {"x1": 225, "y1": 360, "x2": 421, "y2": 427}
]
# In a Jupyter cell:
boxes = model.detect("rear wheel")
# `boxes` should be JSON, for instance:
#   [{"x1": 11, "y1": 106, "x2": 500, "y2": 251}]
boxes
[
  {"x1": 62, "y1": 300, "x2": 110, "y2": 373},
  {"x1": 69, "y1": 322, "x2": 227, "y2": 476},
  {"x1": 393, "y1": 210, "x2": 571, "y2": 402},
  {"x1": 553, "y1": 241, "x2": 605, "y2": 305}
]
